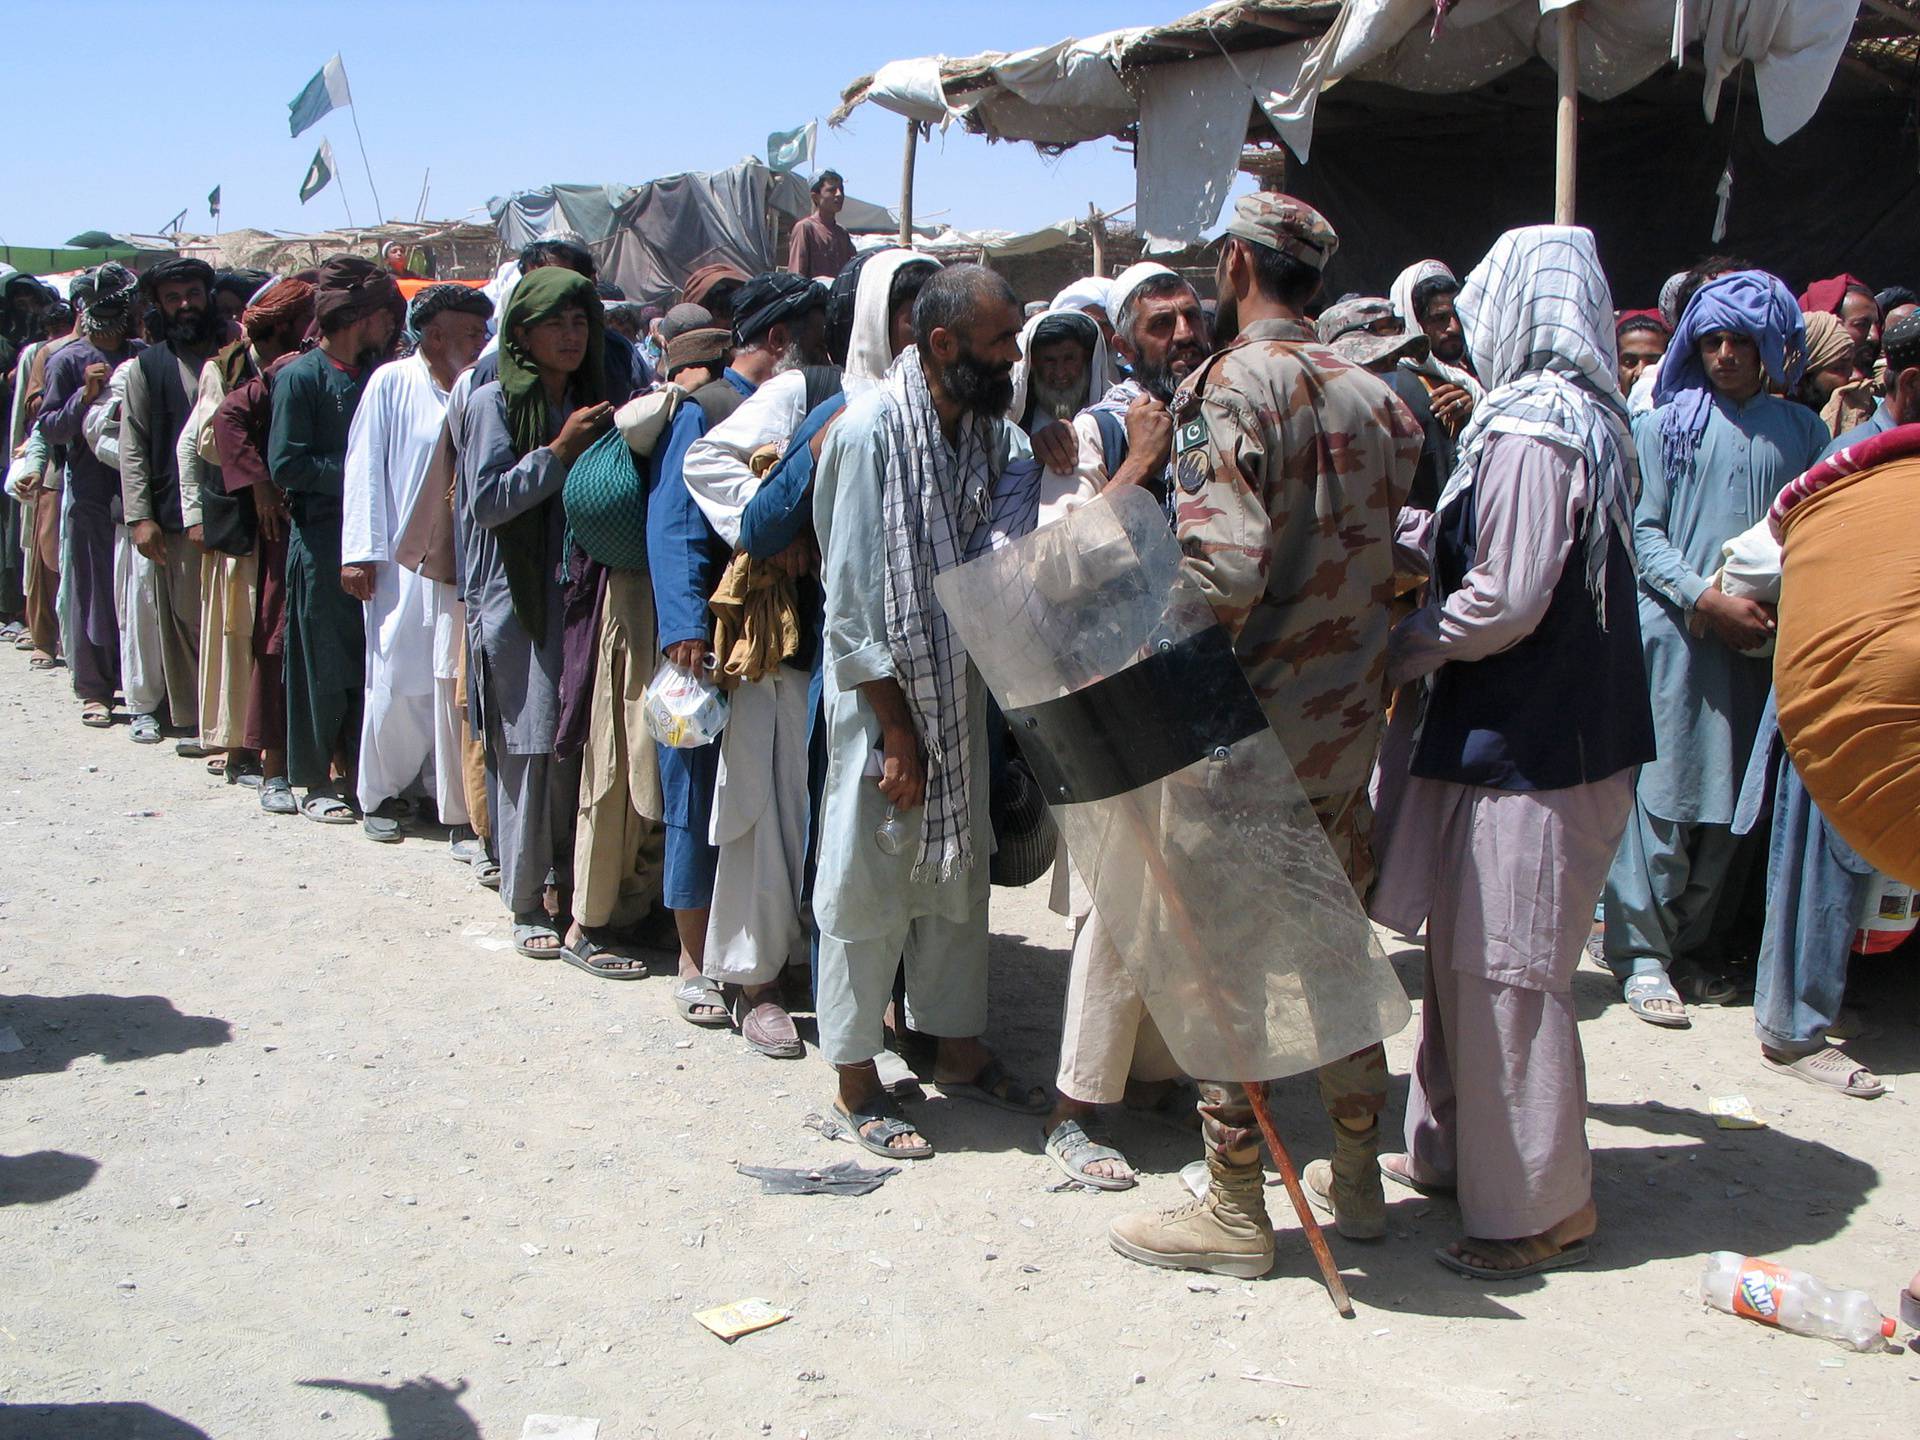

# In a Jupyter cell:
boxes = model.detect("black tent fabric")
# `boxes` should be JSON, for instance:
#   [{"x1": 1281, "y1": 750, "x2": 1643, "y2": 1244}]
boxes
[{"x1": 1291, "y1": 62, "x2": 1920, "y2": 308}]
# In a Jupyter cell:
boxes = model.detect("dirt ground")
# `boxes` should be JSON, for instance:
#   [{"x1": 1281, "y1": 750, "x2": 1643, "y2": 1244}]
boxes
[{"x1": 1, "y1": 660, "x2": 1916, "y2": 1440}]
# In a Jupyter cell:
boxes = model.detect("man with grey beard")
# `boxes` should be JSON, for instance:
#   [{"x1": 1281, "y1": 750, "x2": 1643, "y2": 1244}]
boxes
[
  {"x1": 1036, "y1": 261, "x2": 1210, "y2": 525},
  {"x1": 1032, "y1": 260, "x2": 1214, "y2": 1188}
]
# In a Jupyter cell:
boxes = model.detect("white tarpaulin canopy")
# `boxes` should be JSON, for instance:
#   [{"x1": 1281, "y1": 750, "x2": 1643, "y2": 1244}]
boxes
[{"x1": 834, "y1": 0, "x2": 1871, "y2": 244}]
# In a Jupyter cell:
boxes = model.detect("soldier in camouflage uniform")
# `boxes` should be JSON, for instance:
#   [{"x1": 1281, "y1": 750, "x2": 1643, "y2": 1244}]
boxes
[{"x1": 1109, "y1": 192, "x2": 1422, "y2": 1279}]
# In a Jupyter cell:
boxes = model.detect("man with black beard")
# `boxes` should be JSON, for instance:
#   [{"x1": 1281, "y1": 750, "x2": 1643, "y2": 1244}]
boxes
[
  {"x1": 268, "y1": 256, "x2": 405, "y2": 823},
  {"x1": 809, "y1": 262, "x2": 1050, "y2": 1160},
  {"x1": 120, "y1": 258, "x2": 233, "y2": 748}
]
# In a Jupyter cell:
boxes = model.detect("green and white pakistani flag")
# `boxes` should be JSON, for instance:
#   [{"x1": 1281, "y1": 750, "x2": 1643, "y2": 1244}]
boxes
[
  {"x1": 767, "y1": 120, "x2": 817, "y2": 175},
  {"x1": 298, "y1": 139, "x2": 336, "y2": 204},
  {"x1": 288, "y1": 54, "x2": 352, "y2": 138}
]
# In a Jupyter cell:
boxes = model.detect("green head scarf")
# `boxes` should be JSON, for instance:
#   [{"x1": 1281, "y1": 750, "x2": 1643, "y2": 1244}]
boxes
[{"x1": 495, "y1": 265, "x2": 605, "y2": 633}]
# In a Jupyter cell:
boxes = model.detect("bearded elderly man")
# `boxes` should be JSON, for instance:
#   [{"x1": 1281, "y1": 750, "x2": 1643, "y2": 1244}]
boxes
[
  {"x1": 269, "y1": 256, "x2": 406, "y2": 824},
  {"x1": 342, "y1": 284, "x2": 493, "y2": 843},
  {"x1": 121, "y1": 257, "x2": 235, "y2": 750},
  {"x1": 812, "y1": 263, "x2": 1050, "y2": 1160},
  {"x1": 1108, "y1": 194, "x2": 1421, "y2": 1278},
  {"x1": 1031, "y1": 260, "x2": 1212, "y2": 1189}
]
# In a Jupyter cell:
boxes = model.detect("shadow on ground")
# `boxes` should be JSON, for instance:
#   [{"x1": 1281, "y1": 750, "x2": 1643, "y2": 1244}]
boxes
[
  {"x1": 300, "y1": 1376, "x2": 479, "y2": 1440},
  {"x1": 0, "y1": 1402, "x2": 211, "y2": 1438},
  {"x1": 0, "y1": 1149, "x2": 98, "y2": 1205},
  {"x1": 0, "y1": 993, "x2": 230, "y2": 1079}
]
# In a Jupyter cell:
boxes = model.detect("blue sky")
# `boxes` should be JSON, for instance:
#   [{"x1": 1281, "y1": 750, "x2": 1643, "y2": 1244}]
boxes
[{"x1": 0, "y1": 0, "x2": 1196, "y2": 246}]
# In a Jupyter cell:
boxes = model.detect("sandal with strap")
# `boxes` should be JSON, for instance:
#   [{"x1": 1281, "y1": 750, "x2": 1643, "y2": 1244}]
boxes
[
  {"x1": 1762, "y1": 1045, "x2": 1885, "y2": 1098},
  {"x1": 300, "y1": 791, "x2": 356, "y2": 825},
  {"x1": 835, "y1": 1093, "x2": 934, "y2": 1161},
  {"x1": 1623, "y1": 973, "x2": 1691, "y2": 1029},
  {"x1": 933, "y1": 1058, "x2": 1050, "y2": 1115},
  {"x1": 558, "y1": 930, "x2": 649, "y2": 981},
  {"x1": 128, "y1": 713, "x2": 163, "y2": 745},
  {"x1": 1043, "y1": 1118, "x2": 1137, "y2": 1191},
  {"x1": 80, "y1": 700, "x2": 113, "y2": 729},
  {"x1": 1673, "y1": 968, "x2": 1743, "y2": 1006},
  {"x1": 512, "y1": 913, "x2": 562, "y2": 959},
  {"x1": 1436, "y1": 1236, "x2": 1591, "y2": 1282},
  {"x1": 259, "y1": 776, "x2": 298, "y2": 815},
  {"x1": 674, "y1": 975, "x2": 731, "y2": 1027}
]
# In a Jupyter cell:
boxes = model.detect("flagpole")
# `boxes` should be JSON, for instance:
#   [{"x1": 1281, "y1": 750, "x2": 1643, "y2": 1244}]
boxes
[
  {"x1": 338, "y1": 176, "x2": 357, "y2": 231},
  {"x1": 345, "y1": 81, "x2": 386, "y2": 221}
]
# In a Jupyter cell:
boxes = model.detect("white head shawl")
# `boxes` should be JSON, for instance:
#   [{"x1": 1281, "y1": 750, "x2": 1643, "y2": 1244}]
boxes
[
  {"x1": 844, "y1": 248, "x2": 940, "y2": 400},
  {"x1": 1051, "y1": 275, "x2": 1112, "y2": 319},
  {"x1": 1390, "y1": 258, "x2": 1484, "y2": 400},
  {"x1": 1442, "y1": 225, "x2": 1635, "y2": 622},
  {"x1": 1006, "y1": 307, "x2": 1109, "y2": 433}
]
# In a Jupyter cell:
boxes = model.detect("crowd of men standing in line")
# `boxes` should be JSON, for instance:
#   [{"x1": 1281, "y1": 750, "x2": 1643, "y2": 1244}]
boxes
[{"x1": 1, "y1": 162, "x2": 1914, "y2": 1288}]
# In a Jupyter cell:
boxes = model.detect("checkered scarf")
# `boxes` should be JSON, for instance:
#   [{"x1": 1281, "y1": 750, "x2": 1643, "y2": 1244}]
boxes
[
  {"x1": 1443, "y1": 225, "x2": 1637, "y2": 624},
  {"x1": 877, "y1": 344, "x2": 999, "y2": 883}
]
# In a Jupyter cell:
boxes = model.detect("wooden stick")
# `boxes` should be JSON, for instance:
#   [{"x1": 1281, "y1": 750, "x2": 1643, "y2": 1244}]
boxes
[
  {"x1": 899, "y1": 117, "x2": 918, "y2": 248},
  {"x1": 1554, "y1": 5, "x2": 1580, "y2": 225},
  {"x1": 1246, "y1": 1080, "x2": 1355, "y2": 1318}
]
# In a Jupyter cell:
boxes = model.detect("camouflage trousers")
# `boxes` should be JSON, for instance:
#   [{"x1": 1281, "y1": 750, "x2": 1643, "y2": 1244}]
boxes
[{"x1": 1199, "y1": 786, "x2": 1388, "y2": 1162}]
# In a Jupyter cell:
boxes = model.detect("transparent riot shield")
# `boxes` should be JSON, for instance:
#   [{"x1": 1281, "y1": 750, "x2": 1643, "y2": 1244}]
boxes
[{"x1": 936, "y1": 487, "x2": 1410, "y2": 1083}]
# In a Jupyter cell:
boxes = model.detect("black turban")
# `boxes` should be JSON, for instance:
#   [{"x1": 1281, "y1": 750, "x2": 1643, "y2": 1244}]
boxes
[
  {"x1": 409, "y1": 282, "x2": 492, "y2": 332},
  {"x1": 731, "y1": 272, "x2": 827, "y2": 345},
  {"x1": 139, "y1": 257, "x2": 216, "y2": 297}
]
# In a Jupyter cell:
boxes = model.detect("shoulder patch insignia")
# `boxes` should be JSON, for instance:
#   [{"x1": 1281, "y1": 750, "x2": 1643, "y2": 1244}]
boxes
[
  {"x1": 1174, "y1": 415, "x2": 1209, "y2": 454},
  {"x1": 1175, "y1": 446, "x2": 1212, "y2": 493}
]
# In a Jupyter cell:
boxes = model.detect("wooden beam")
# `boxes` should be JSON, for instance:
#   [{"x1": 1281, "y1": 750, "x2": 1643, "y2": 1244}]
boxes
[
  {"x1": 1555, "y1": 6, "x2": 1580, "y2": 226},
  {"x1": 899, "y1": 117, "x2": 918, "y2": 248}
]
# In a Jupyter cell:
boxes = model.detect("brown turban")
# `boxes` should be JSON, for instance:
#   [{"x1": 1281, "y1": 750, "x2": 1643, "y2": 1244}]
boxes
[
  {"x1": 241, "y1": 278, "x2": 316, "y2": 342},
  {"x1": 681, "y1": 262, "x2": 749, "y2": 311},
  {"x1": 312, "y1": 254, "x2": 405, "y2": 335}
]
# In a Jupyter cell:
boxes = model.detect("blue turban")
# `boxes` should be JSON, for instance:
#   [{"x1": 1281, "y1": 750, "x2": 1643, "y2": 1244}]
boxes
[{"x1": 1654, "y1": 270, "x2": 1806, "y2": 494}]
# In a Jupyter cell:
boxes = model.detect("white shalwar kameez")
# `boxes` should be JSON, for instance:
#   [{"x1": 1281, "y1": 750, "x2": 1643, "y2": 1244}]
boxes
[{"x1": 342, "y1": 354, "x2": 468, "y2": 822}]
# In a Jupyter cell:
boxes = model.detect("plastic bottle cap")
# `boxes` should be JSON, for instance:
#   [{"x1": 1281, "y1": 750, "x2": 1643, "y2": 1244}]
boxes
[{"x1": 1880, "y1": 1316, "x2": 1897, "y2": 1338}]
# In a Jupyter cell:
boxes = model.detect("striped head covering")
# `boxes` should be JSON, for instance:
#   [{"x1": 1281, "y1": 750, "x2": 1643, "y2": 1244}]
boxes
[{"x1": 1444, "y1": 224, "x2": 1636, "y2": 623}]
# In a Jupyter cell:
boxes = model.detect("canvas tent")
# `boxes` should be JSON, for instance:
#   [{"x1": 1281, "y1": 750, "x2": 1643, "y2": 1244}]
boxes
[
  {"x1": 490, "y1": 160, "x2": 907, "y2": 305},
  {"x1": 832, "y1": 1, "x2": 1920, "y2": 301}
]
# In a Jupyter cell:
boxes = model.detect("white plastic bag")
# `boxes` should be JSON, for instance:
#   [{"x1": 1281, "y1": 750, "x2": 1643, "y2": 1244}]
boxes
[{"x1": 642, "y1": 659, "x2": 729, "y2": 749}]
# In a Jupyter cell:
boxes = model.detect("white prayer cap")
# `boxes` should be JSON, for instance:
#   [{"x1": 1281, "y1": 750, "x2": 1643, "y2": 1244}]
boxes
[
  {"x1": 1051, "y1": 275, "x2": 1113, "y2": 317},
  {"x1": 1106, "y1": 262, "x2": 1181, "y2": 333}
]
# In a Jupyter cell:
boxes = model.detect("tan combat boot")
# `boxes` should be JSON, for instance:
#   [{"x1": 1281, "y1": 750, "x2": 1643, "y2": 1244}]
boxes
[
  {"x1": 1303, "y1": 1119, "x2": 1387, "y2": 1241},
  {"x1": 1108, "y1": 1150, "x2": 1275, "y2": 1279}
]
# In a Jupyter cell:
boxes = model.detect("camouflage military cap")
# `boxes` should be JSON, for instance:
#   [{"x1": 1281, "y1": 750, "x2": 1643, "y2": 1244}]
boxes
[
  {"x1": 1315, "y1": 294, "x2": 1428, "y2": 370},
  {"x1": 1221, "y1": 191, "x2": 1339, "y2": 270}
]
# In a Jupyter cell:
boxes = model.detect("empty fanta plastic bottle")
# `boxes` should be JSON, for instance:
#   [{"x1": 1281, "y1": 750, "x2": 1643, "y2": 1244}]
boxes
[{"x1": 1700, "y1": 1252, "x2": 1896, "y2": 1352}]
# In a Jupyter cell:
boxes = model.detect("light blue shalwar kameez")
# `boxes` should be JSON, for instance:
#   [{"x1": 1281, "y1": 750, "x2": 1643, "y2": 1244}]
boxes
[
  {"x1": 809, "y1": 390, "x2": 1030, "y2": 1065},
  {"x1": 1602, "y1": 392, "x2": 1827, "y2": 981}
]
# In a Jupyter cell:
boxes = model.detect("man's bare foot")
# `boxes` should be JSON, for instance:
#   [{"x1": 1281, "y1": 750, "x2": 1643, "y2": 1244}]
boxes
[
  {"x1": 1445, "y1": 1200, "x2": 1596, "y2": 1274},
  {"x1": 837, "y1": 1061, "x2": 927, "y2": 1153},
  {"x1": 1044, "y1": 1097, "x2": 1134, "y2": 1184}
]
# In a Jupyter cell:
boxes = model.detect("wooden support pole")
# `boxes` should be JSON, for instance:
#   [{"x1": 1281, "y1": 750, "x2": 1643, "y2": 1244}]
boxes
[
  {"x1": 1088, "y1": 202, "x2": 1108, "y2": 278},
  {"x1": 1555, "y1": 6, "x2": 1580, "y2": 226},
  {"x1": 899, "y1": 117, "x2": 918, "y2": 248}
]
